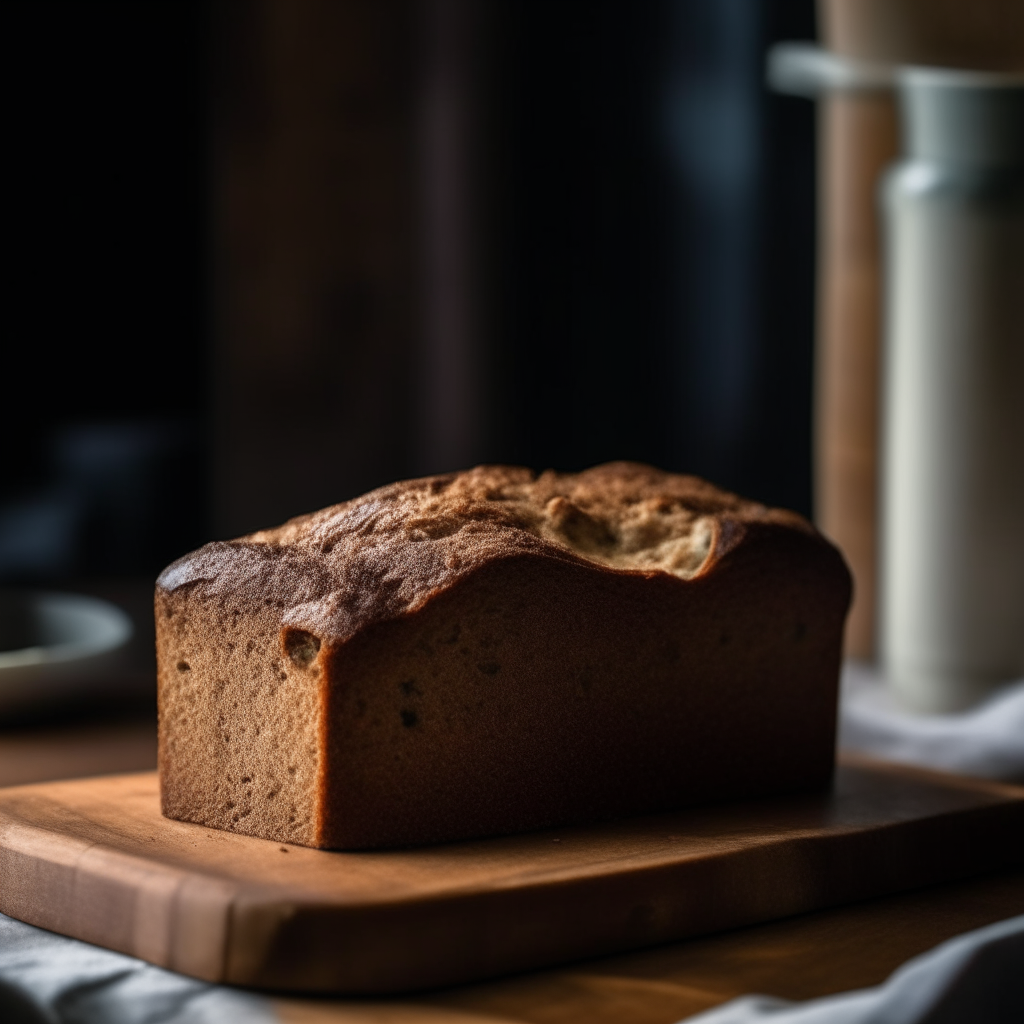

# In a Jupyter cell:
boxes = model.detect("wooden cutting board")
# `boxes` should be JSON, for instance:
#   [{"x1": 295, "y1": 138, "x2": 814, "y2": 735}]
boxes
[{"x1": 2, "y1": 759, "x2": 1023, "y2": 995}]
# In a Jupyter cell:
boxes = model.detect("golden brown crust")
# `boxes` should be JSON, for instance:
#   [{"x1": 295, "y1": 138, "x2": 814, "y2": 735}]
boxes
[{"x1": 157, "y1": 462, "x2": 812, "y2": 648}]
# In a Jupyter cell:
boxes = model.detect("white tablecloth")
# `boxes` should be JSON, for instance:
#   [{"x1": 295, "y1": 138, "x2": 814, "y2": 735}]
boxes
[
  {"x1": 839, "y1": 662, "x2": 1024, "y2": 782},
  {"x1": 3, "y1": 909, "x2": 1022, "y2": 1023},
  {"x1": 683, "y1": 913, "x2": 1024, "y2": 1023},
  {"x1": 0, "y1": 912, "x2": 274, "y2": 1024}
]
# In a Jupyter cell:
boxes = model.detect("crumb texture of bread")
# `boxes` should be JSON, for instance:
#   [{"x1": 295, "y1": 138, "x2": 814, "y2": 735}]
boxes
[
  {"x1": 156, "y1": 463, "x2": 852, "y2": 849},
  {"x1": 156, "y1": 563, "x2": 322, "y2": 846}
]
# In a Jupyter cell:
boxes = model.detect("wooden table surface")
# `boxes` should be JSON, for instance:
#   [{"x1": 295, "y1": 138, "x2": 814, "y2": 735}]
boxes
[{"x1": 3, "y1": 717, "x2": 1023, "y2": 1023}]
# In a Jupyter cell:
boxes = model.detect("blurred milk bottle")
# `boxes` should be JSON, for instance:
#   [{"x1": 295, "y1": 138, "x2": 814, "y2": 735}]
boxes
[{"x1": 881, "y1": 69, "x2": 1024, "y2": 712}]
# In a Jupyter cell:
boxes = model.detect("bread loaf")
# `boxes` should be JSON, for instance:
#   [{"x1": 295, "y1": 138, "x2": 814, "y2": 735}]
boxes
[{"x1": 156, "y1": 463, "x2": 851, "y2": 849}]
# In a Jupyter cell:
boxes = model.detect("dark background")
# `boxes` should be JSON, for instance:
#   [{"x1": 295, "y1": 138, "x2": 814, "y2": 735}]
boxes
[
  {"x1": 486, "y1": 0, "x2": 817, "y2": 498},
  {"x1": 2, "y1": 1, "x2": 206, "y2": 580},
  {"x1": 1, "y1": 0, "x2": 816, "y2": 586}
]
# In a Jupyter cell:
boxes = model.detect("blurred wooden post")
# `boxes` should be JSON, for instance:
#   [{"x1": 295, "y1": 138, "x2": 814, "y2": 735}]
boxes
[
  {"x1": 210, "y1": 0, "x2": 418, "y2": 538},
  {"x1": 815, "y1": 87, "x2": 895, "y2": 660},
  {"x1": 415, "y1": 0, "x2": 487, "y2": 477},
  {"x1": 814, "y1": 0, "x2": 1024, "y2": 659}
]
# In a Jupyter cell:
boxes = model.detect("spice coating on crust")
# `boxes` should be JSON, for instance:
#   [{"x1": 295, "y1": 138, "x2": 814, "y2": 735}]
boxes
[{"x1": 159, "y1": 463, "x2": 808, "y2": 645}]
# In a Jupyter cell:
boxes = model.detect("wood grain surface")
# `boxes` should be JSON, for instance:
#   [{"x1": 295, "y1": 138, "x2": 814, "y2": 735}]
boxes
[
  {"x1": 814, "y1": 90, "x2": 897, "y2": 660},
  {"x1": 2, "y1": 759, "x2": 1023, "y2": 994}
]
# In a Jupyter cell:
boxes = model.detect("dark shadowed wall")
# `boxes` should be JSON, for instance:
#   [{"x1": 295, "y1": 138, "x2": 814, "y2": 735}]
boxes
[{"x1": 1, "y1": 0, "x2": 816, "y2": 581}]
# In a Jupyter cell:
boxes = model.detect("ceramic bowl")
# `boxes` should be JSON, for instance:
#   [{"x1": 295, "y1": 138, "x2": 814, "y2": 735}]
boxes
[{"x1": 0, "y1": 590, "x2": 133, "y2": 714}]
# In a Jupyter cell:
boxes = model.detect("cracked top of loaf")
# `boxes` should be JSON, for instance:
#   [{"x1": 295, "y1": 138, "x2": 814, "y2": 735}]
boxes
[{"x1": 157, "y1": 462, "x2": 814, "y2": 648}]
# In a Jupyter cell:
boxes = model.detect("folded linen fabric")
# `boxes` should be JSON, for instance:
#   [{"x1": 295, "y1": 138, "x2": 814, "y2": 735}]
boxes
[
  {"x1": 839, "y1": 662, "x2": 1024, "y2": 783},
  {"x1": 0, "y1": 912, "x2": 275, "y2": 1024},
  {"x1": 5, "y1": 910, "x2": 1023, "y2": 1024},
  {"x1": 680, "y1": 912, "x2": 1024, "y2": 1023}
]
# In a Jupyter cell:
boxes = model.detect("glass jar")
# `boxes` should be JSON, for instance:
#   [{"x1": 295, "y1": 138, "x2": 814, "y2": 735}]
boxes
[{"x1": 881, "y1": 68, "x2": 1024, "y2": 712}]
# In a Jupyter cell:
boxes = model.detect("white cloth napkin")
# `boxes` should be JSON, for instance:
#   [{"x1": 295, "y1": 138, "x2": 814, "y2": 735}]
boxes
[
  {"x1": 0, "y1": 912, "x2": 275, "y2": 1024},
  {"x1": 839, "y1": 662, "x2": 1024, "y2": 783},
  {"x1": 681, "y1": 912, "x2": 1024, "y2": 1023},
  {"x1": 5, "y1": 908, "x2": 1023, "y2": 1024}
]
